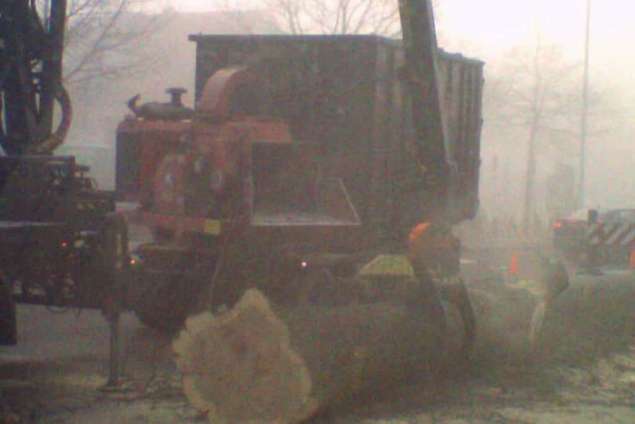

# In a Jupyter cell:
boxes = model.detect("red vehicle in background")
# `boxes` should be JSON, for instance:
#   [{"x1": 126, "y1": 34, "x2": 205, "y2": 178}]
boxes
[
  {"x1": 553, "y1": 208, "x2": 635, "y2": 263},
  {"x1": 553, "y1": 209, "x2": 601, "y2": 260}
]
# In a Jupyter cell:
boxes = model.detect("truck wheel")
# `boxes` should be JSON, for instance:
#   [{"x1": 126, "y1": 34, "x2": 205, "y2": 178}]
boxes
[
  {"x1": 0, "y1": 277, "x2": 17, "y2": 345},
  {"x1": 127, "y1": 243, "x2": 218, "y2": 333},
  {"x1": 131, "y1": 274, "x2": 204, "y2": 333}
]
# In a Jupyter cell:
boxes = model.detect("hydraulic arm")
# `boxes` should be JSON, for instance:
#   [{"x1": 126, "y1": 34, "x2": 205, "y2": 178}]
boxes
[
  {"x1": 0, "y1": 0, "x2": 71, "y2": 155},
  {"x1": 398, "y1": 0, "x2": 451, "y2": 218}
]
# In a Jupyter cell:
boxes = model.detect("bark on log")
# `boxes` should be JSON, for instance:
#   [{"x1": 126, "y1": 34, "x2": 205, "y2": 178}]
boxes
[
  {"x1": 469, "y1": 272, "x2": 635, "y2": 365},
  {"x1": 534, "y1": 273, "x2": 635, "y2": 362},
  {"x1": 466, "y1": 283, "x2": 541, "y2": 363},
  {"x1": 171, "y1": 258, "x2": 577, "y2": 423},
  {"x1": 173, "y1": 280, "x2": 464, "y2": 424},
  {"x1": 466, "y1": 259, "x2": 571, "y2": 364}
]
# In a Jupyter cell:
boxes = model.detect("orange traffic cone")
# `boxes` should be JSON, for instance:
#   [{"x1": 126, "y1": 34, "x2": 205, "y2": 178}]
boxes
[
  {"x1": 508, "y1": 252, "x2": 520, "y2": 281},
  {"x1": 629, "y1": 250, "x2": 635, "y2": 270}
]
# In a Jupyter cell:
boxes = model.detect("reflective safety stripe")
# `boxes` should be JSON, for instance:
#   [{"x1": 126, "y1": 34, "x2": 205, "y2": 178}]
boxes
[
  {"x1": 606, "y1": 223, "x2": 631, "y2": 245},
  {"x1": 622, "y1": 228, "x2": 635, "y2": 246},
  {"x1": 587, "y1": 223, "x2": 603, "y2": 245},
  {"x1": 587, "y1": 222, "x2": 635, "y2": 246},
  {"x1": 203, "y1": 219, "x2": 221, "y2": 235}
]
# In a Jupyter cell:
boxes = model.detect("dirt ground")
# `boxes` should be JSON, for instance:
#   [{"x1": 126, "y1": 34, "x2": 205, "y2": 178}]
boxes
[
  {"x1": 1, "y1": 337, "x2": 633, "y2": 423},
  {"x1": 1, "y1": 261, "x2": 634, "y2": 423}
]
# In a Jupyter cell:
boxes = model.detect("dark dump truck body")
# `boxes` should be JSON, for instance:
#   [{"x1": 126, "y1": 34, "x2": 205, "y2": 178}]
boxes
[{"x1": 190, "y1": 34, "x2": 484, "y2": 244}]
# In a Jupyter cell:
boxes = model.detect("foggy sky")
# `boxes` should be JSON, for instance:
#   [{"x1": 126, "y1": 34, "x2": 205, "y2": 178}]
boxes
[
  {"x1": 152, "y1": 0, "x2": 635, "y2": 210},
  {"x1": 168, "y1": 0, "x2": 633, "y2": 52},
  {"x1": 71, "y1": 0, "x2": 635, "y2": 212},
  {"x1": 166, "y1": 0, "x2": 635, "y2": 106}
]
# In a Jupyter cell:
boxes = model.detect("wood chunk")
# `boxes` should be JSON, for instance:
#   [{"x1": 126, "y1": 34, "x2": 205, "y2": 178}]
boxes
[{"x1": 173, "y1": 286, "x2": 459, "y2": 424}]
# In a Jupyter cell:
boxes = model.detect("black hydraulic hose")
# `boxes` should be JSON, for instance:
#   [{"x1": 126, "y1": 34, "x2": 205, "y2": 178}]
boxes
[
  {"x1": 29, "y1": 83, "x2": 72, "y2": 154},
  {"x1": 408, "y1": 263, "x2": 448, "y2": 370},
  {"x1": 441, "y1": 277, "x2": 477, "y2": 360}
]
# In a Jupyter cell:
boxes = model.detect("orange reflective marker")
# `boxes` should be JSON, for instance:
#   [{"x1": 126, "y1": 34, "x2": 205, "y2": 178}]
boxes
[
  {"x1": 408, "y1": 222, "x2": 431, "y2": 247},
  {"x1": 508, "y1": 252, "x2": 520, "y2": 277}
]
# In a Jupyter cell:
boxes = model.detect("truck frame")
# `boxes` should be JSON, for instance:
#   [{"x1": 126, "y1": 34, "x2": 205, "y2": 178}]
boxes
[
  {"x1": 0, "y1": 2, "x2": 127, "y2": 366},
  {"x1": 1, "y1": 0, "x2": 485, "y2": 395}
]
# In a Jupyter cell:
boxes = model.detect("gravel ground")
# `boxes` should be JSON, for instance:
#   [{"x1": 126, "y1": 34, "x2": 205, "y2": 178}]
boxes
[
  {"x1": 1, "y1": 263, "x2": 633, "y2": 423},
  {"x1": 2, "y1": 342, "x2": 633, "y2": 423},
  {"x1": 322, "y1": 345, "x2": 635, "y2": 424}
]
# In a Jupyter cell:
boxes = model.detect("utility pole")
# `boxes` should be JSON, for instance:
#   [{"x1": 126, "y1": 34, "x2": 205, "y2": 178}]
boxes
[{"x1": 579, "y1": 0, "x2": 591, "y2": 208}]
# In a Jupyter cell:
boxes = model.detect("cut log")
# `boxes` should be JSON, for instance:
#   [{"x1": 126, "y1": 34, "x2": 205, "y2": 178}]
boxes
[
  {"x1": 535, "y1": 273, "x2": 635, "y2": 363},
  {"x1": 171, "y1": 258, "x2": 577, "y2": 423},
  {"x1": 174, "y1": 290, "x2": 317, "y2": 424},
  {"x1": 466, "y1": 284, "x2": 541, "y2": 363},
  {"x1": 173, "y1": 280, "x2": 463, "y2": 424},
  {"x1": 470, "y1": 271, "x2": 635, "y2": 365},
  {"x1": 466, "y1": 258, "x2": 571, "y2": 364}
]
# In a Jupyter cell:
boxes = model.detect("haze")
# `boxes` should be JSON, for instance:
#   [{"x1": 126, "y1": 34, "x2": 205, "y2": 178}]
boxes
[
  {"x1": 65, "y1": 0, "x2": 635, "y2": 218},
  {"x1": 163, "y1": 0, "x2": 635, "y2": 212}
]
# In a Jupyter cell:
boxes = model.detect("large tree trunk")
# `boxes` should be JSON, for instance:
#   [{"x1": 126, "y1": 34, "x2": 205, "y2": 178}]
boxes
[
  {"x1": 173, "y1": 274, "x2": 467, "y2": 424},
  {"x1": 171, "y1": 257, "x2": 577, "y2": 424}
]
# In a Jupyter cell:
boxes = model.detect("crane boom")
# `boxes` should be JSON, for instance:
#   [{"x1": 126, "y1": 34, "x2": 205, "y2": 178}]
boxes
[{"x1": 398, "y1": 0, "x2": 451, "y2": 218}]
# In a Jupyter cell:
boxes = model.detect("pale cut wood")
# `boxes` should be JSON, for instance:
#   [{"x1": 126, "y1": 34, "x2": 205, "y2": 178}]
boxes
[
  {"x1": 173, "y1": 290, "x2": 317, "y2": 424},
  {"x1": 173, "y1": 282, "x2": 460, "y2": 424},
  {"x1": 172, "y1": 264, "x2": 573, "y2": 423}
]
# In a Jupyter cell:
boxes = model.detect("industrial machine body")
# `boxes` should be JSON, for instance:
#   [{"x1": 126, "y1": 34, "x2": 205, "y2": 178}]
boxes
[
  {"x1": 115, "y1": 34, "x2": 484, "y2": 330},
  {"x1": 118, "y1": 36, "x2": 484, "y2": 244},
  {"x1": 0, "y1": 1, "x2": 124, "y2": 346},
  {"x1": 1, "y1": 2, "x2": 486, "y2": 398}
]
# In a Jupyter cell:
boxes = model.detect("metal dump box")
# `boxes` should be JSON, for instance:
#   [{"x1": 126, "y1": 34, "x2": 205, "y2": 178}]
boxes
[{"x1": 189, "y1": 34, "x2": 483, "y2": 243}]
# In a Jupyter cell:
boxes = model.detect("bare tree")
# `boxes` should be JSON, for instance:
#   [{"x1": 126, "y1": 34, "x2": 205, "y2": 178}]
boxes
[
  {"x1": 486, "y1": 39, "x2": 581, "y2": 232},
  {"x1": 38, "y1": 0, "x2": 164, "y2": 85},
  {"x1": 265, "y1": 0, "x2": 399, "y2": 35},
  {"x1": 211, "y1": 0, "x2": 442, "y2": 36}
]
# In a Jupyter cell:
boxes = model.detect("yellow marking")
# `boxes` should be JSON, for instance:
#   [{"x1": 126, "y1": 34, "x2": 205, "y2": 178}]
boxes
[
  {"x1": 358, "y1": 255, "x2": 414, "y2": 277},
  {"x1": 507, "y1": 279, "x2": 545, "y2": 298},
  {"x1": 203, "y1": 219, "x2": 221, "y2": 235},
  {"x1": 351, "y1": 346, "x2": 368, "y2": 392}
]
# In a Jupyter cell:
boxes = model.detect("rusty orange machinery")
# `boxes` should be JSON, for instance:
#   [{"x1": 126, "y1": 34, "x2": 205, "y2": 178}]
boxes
[{"x1": 116, "y1": 66, "x2": 362, "y2": 250}]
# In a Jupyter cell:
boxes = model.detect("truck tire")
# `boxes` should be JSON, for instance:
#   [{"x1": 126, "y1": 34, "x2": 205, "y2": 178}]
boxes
[
  {"x1": 131, "y1": 273, "x2": 205, "y2": 333},
  {"x1": 127, "y1": 241, "x2": 220, "y2": 333},
  {"x1": 0, "y1": 277, "x2": 17, "y2": 345}
]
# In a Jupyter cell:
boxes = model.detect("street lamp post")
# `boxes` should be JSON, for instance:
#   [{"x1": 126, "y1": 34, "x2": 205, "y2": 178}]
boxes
[{"x1": 579, "y1": 0, "x2": 591, "y2": 208}]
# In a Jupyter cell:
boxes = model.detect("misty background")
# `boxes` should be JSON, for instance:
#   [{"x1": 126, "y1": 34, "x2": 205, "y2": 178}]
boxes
[{"x1": 55, "y1": 0, "x2": 635, "y2": 228}]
